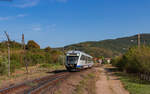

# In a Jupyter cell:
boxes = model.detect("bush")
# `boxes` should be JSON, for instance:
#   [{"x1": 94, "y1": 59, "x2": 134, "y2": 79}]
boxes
[
  {"x1": 39, "y1": 63, "x2": 62, "y2": 69},
  {"x1": 0, "y1": 62, "x2": 7, "y2": 75},
  {"x1": 0, "y1": 56, "x2": 8, "y2": 75},
  {"x1": 45, "y1": 53, "x2": 53, "y2": 64},
  {"x1": 0, "y1": 43, "x2": 64, "y2": 75},
  {"x1": 11, "y1": 53, "x2": 22, "y2": 66},
  {"x1": 40, "y1": 63, "x2": 52, "y2": 68},
  {"x1": 50, "y1": 50, "x2": 63, "y2": 63},
  {"x1": 112, "y1": 46, "x2": 150, "y2": 73},
  {"x1": 26, "y1": 40, "x2": 40, "y2": 50},
  {"x1": 10, "y1": 60, "x2": 21, "y2": 73},
  {"x1": 25, "y1": 52, "x2": 45, "y2": 66},
  {"x1": 44, "y1": 46, "x2": 51, "y2": 52}
]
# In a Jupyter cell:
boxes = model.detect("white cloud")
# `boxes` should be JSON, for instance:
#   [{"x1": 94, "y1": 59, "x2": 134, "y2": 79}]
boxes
[
  {"x1": 49, "y1": 0, "x2": 69, "y2": 3},
  {"x1": 1, "y1": 0, "x2": 69, "y2": 8},
  {"x1": 33, "y1": 27, "x2": 41, "y2": 31},
  {"x1": 17, "y1": 14, "x2": 27, "y2": 17},
  {"x1": 56, "y1": 0, "x2": 68, "y2": 3},
  {"x1": 0, "y1": 14, "x2": 27, "y2": 21},
  {"x1": 46, "y1": 24, "x2": 56, "y2": 32},
  {"x1": 14, "y1": 0, "x2": 40, "y2": 8},
  {"x1": 31, "y1": 24, "x2": 56, "y2": 32},
  {"x1": 0, "y1": 17, "x2": 11, "y2": 21},
  {"x1": 32, "y1": 24, "x2": 42, "y2": 31}
]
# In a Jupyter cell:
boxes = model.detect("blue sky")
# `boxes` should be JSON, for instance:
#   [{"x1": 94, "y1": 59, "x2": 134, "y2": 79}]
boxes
[{"x1": 0, "y1": 0, "x2": 150, "y2": 48}]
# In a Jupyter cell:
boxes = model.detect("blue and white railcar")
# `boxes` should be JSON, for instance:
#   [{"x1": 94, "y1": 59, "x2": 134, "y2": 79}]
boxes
[{"x1": 65, "y1": 50, "x2": 94, "y2": 71}]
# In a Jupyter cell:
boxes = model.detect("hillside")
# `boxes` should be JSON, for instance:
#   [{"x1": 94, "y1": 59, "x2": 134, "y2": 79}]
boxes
[{"x1": 64, "y1": 34, "x2": 150, "y2": 57}]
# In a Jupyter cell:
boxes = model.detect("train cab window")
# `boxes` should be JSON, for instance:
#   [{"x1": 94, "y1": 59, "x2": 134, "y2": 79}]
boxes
[
  {"x1": 80, "y1": 55, "x2": 86, "y2": 60},
  {"x1": 67, "y1": 56, "x2": 79, "y2": 63}
]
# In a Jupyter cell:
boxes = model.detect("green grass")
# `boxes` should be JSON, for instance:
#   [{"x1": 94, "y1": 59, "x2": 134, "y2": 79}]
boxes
[
  {"x1": 116, "y1": 73, "x2": 150, "y2": 94},
  {"x1": 39, "y1": 63, "x2": 64, "y2": 70}
]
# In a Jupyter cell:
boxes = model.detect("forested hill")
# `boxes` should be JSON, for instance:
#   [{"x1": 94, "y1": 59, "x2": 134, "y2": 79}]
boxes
[{"x1": 64, "y1": 34, "x2": 150, "y2": 57}]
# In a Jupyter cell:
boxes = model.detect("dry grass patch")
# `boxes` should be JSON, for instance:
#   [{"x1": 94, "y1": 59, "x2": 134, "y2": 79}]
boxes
[{"x1": 73, "y1": 69, "x2": 99, "y2": 94}]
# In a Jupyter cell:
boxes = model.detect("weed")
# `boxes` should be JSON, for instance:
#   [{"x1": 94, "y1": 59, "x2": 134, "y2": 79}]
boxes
[{"x1": 116, "y1": 72, "x2": 150, "y2": 94}]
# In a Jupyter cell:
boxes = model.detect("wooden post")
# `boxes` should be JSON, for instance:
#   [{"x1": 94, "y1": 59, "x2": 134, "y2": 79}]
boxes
[
  {"x1": 4, "y1": 31, "x2": 11, "y2": 77},
  {"x1": 63, "y1": 47, "x2": 65, "y2": 66},
  {"x1": 22, "y1": 34, "x2": 28, "y2": 74},
  {"x1": 138, "y1": 34, "x2": 141, "y2": 48},
  {"x1": 8, "y1": 44, "x2": 10, "y2": 77}
]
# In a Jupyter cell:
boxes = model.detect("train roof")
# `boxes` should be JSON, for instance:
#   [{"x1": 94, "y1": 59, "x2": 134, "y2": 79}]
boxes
[{"x1": 66, "y1": 50, "x2": 93, "y2": 58}]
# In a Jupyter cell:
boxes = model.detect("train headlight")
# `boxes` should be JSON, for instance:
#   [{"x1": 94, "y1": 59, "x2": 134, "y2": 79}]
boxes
[{"x1": 77, "y1": 53, "x2": 80, "y2": 56}]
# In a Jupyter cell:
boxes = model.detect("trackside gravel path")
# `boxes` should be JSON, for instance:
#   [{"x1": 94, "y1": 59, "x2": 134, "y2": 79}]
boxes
[{"x1": 96, "y1": 66, "x2": 129, "y2": 94}]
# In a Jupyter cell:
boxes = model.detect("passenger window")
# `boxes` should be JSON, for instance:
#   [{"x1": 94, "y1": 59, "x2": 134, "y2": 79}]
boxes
[
  {"x1": 88, "y1": 57, "x2": 90, "y2": 63},
  {"x1": 80, "y1": 55, "x2": 92, "y2": 63},
  {"x1": 80, "y1": 55, "x2": 85, "y2": 60}
]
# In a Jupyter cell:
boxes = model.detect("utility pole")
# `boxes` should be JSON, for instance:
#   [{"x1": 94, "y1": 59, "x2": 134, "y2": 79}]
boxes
[
  {"x1": 144, "y1": 40, "x2": 146, "y2": 46},
  {"x1": 4, "y1": 31, "x2": 11, "y2": 77},
  {"x1": 138, "y1": 33, "x2": 141, "y2": 48},
  {"x1": 22, "y1": 34, "x2": 28, "y2": 74},
  {"x1": 63, "y1": 47, "x2": 65, "y2": 66}
]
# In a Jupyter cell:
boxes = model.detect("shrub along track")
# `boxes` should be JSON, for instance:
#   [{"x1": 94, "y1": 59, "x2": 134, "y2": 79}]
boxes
[{"x1": 0, "y1": 72, "x2": 70, "y2": 94}]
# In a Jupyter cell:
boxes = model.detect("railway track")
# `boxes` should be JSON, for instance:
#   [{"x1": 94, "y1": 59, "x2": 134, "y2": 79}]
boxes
[{"x1": 0, "y1": 72, "x2": 70, "y2": 94}]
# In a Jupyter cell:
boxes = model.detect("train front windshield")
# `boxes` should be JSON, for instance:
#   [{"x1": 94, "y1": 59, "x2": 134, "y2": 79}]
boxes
[{"x1": 67, "y1": 56, "x2": 79, "y2": 64}]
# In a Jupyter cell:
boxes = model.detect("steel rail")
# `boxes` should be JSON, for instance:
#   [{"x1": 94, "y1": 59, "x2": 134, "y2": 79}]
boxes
[
  {"x1": 27, "y1": 73, "x2": 69, "y2": 94},
  {"x1": 0, "y1": 72, "x2": 68, "y2": 94}
]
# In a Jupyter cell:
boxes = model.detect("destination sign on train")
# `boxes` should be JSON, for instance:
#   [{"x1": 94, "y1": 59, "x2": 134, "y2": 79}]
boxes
[{"x1": 67, "y1": 53, "x2": 78, "y2": 56}]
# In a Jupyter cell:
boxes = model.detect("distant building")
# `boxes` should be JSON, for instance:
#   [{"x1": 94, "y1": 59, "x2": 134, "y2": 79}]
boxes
[
  {"x1": 98, "y1": 59, "x2": 102, "y2": 64},
  {"x1": 93, "y1": 58, "x2": 103, "y2": 64},
  {"x1": 105, "y1": 58, "x2": 111, "y2": 64}
]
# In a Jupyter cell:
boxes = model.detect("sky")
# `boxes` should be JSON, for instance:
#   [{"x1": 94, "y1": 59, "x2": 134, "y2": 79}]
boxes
[{"x1": 0, "y1": 0, "x2": 150, "y2": 48}]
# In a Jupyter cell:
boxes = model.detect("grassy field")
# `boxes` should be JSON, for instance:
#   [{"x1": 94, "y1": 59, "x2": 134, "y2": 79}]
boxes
[{"x1": 116, "y1": 73, "x2": 150, "y2": 94}]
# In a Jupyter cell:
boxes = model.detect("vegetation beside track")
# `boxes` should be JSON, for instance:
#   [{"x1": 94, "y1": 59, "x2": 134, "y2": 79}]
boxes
[
  {"x1": 115, "y1": 72, "x2": 150, "y2": 94},
  {"x1": 0, "y1": 40, "x2": 66, "y2": 88},
  {"x1": 111, "y1": 46, "x2": 150, "y2": 94},
  {"x1": 112, "y1": 46, "x2": 150, "y2": 73},
  {"x1": 0, "y1": 40, "x2": 65, "y2": 76}
]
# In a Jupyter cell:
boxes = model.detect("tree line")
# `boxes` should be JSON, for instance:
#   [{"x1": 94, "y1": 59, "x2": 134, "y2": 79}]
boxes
[
  {"x1": 112, "y1": 46, "x2": 150, "y2": 73},
  {"x1": 0, "y1": 40, "x2": 64, "y2": 75}
]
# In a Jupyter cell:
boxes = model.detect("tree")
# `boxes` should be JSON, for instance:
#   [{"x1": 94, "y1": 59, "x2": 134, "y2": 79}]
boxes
[
  {"x1": 26, "y1": 40, "x2": 40, "y2": 49},
  {"x1": 44, "y1": 46, "x2": 51, "y2": 52},
  {"x1": 51, "y1": 50, "x2": 62, "y2": 63}
]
